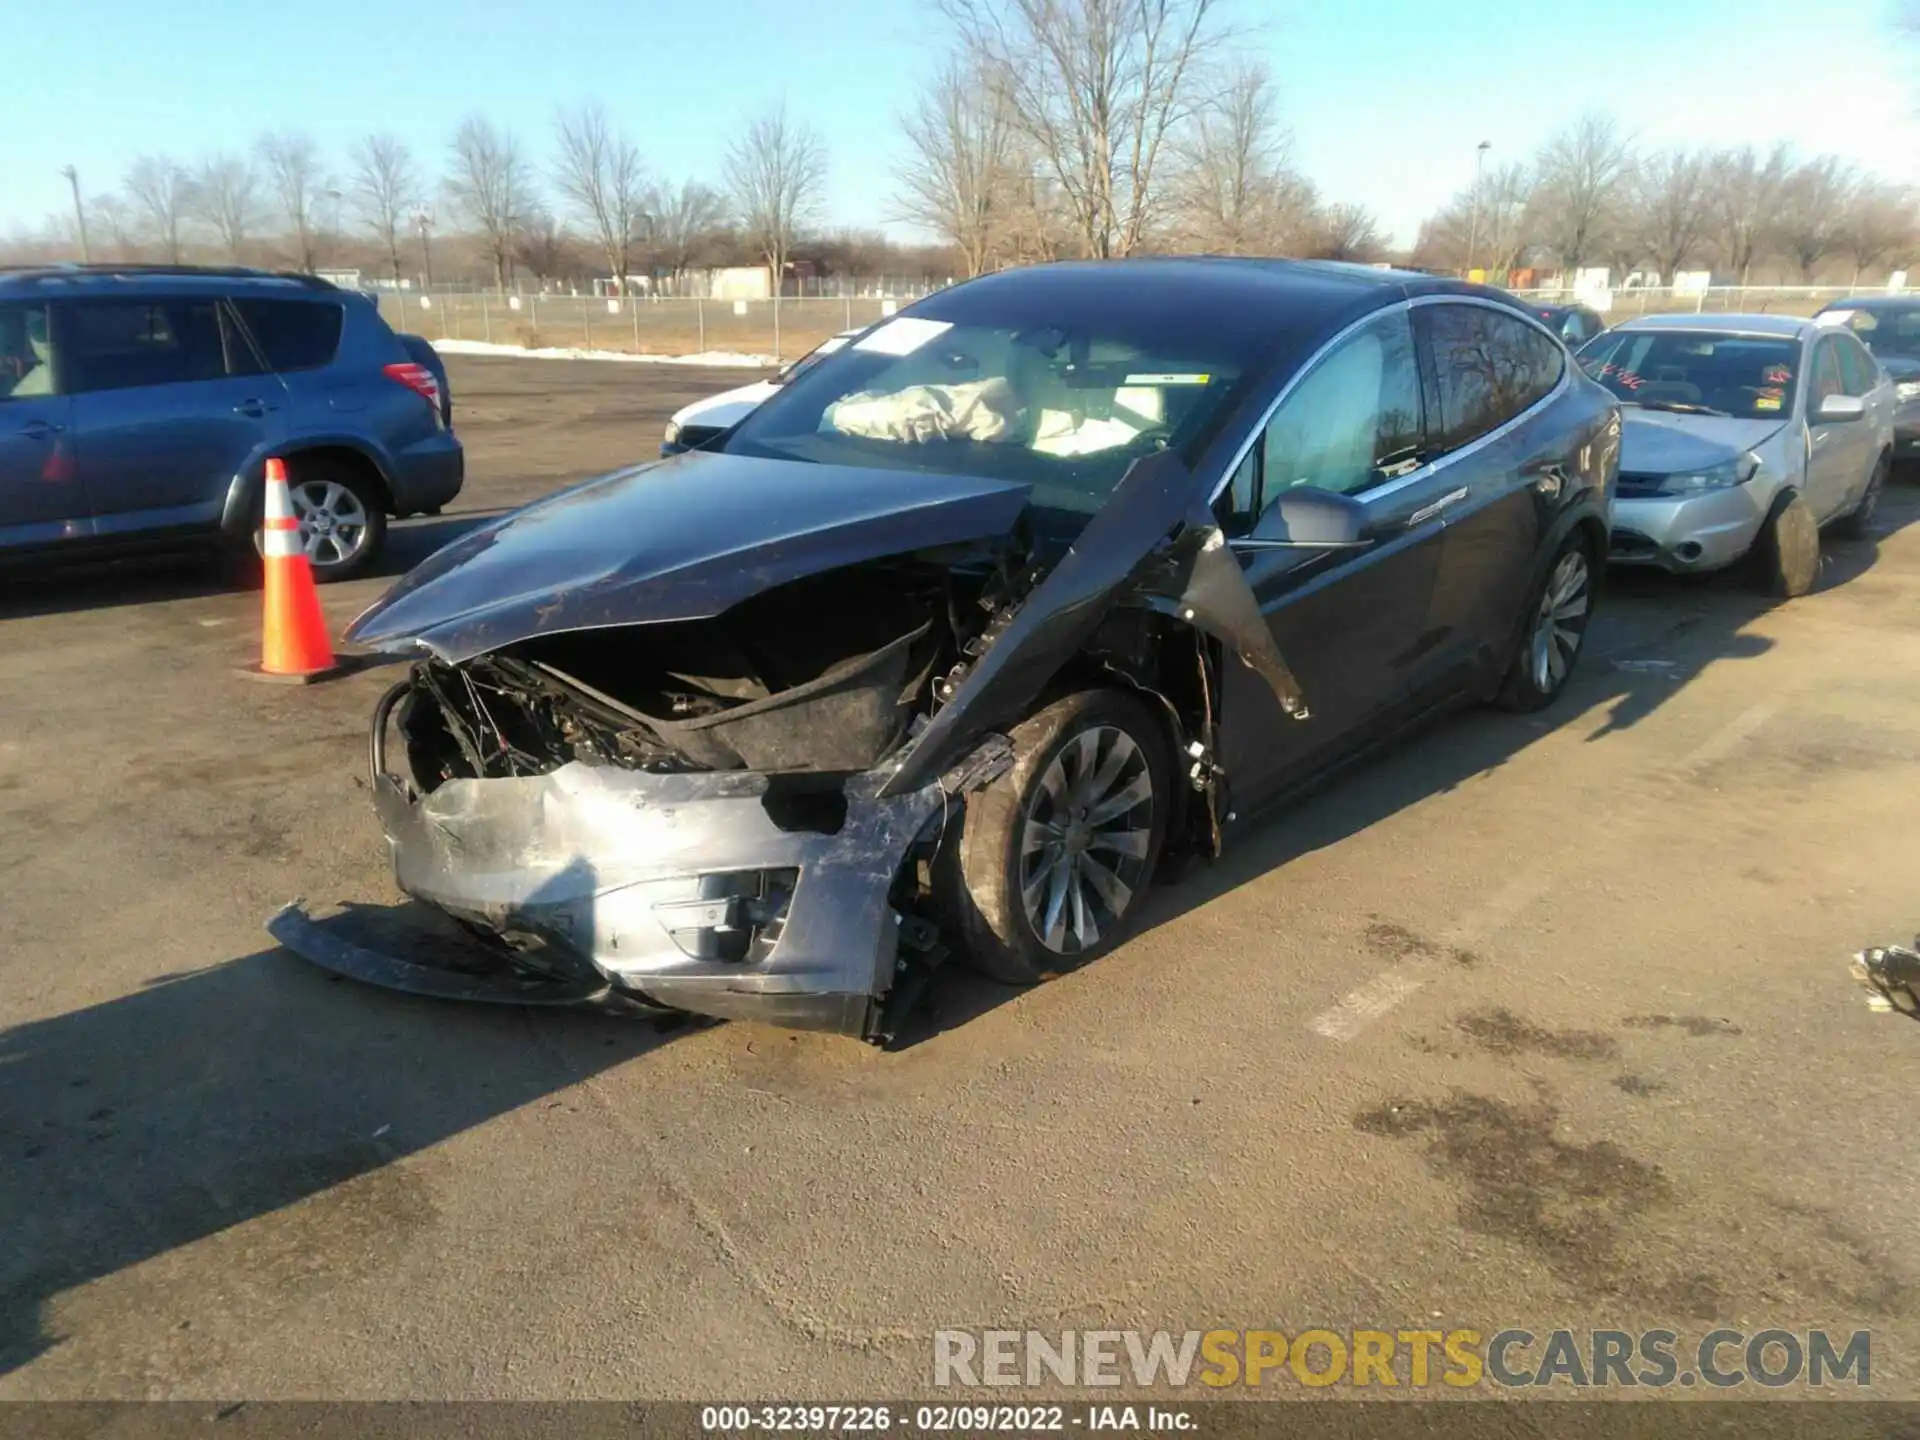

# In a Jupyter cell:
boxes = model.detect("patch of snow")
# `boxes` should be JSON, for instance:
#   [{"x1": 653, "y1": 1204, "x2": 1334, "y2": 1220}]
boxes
[{"x1": 429, "y1": 339, "x2": 776, "y2": 367}]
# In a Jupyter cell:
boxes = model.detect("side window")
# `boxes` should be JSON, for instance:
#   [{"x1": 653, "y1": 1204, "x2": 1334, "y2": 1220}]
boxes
[
  {"x1": 1260, "y1": 307, "x2": 1423, "y2": 501},
  {"x1": 230, "y1": 299, "x2": 345, "y2": 372},
  {"x1": 1835, "y1": 335, "x2": 1877, "y2": 396},
  {"x1": 1810, "y1": 339, "x2": 1845, "y2": 405},
  {"x1": 0, "y1": 303, "x2": 56, "y2": 400},
  {"x1": 1424, "y1": 303, "x2": 1564, "y2": 452},
  {"x1": 66, "y1": 300, "x2": 227, "y2": 393}
]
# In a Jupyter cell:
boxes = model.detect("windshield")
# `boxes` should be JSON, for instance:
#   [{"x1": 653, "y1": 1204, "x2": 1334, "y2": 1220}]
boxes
[
  {"x1": 1577, "y1": 330, "x2": 1800, "y2": 420},
  {"x1": 1826, "y1": 307, "x2": 1920, "y2": 361},
  {"x1": 772, "y1": 332, "x2": 854, "y2": 386},
  {"x1": 725, "y1": 308, "x2": 1261, "y2": 515}
]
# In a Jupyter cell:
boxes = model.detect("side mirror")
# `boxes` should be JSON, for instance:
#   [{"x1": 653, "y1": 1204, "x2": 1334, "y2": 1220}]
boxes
[
  {"x1": 1237, "y1": 487, "x2": 1370, "y2": 552},
  {"x1": 1816, "y1": 393, "x2": 1866, "y2": 424}
]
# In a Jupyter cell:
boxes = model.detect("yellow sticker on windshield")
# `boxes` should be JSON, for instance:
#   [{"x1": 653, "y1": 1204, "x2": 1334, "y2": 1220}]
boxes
[
  {"x1": 1754, "y1": 394, "x2": 1782, "y2": 410},
  {"x1": 1124, "y1": 372, "x2": 1210, "y2": 385}
]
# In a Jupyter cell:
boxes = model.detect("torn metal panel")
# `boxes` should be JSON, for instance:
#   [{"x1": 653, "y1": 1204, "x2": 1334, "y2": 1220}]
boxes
[
  {"x1": 275, "y1": 738, "x2": 1011, "y2": 1036},
  {"x1": 880, "y1": 450, "x2": 1307, "y2": 798},
  {"x1": 345, "y1": 451, "x2": 1033, "y2": 663}
]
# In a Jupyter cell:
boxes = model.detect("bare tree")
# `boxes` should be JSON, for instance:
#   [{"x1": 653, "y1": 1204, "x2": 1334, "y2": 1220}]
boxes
[
  {"x1": 1631, "y1": 148, "x2": 1709, "y2": 283},
  {"x1": 124, "y1": 155, "x2": 190, "y2": 263},
  {"x1": 513, "y1": 210, "x2": 576, "y2": 287},
  {"x1": 943, "y1": 0, "x2": 1224, "y2": 259},
  {"x1": 1528, "y1": 111, "x2": 1633, "y2": 274},
  {"x1": 894, "y1": 57, "x2": 1019, "y2": 276},
  {"x1": 89, "y1": 193, "x2": 136, "y2": 260},
  {"x1": 1834, "y1": 180, "x2": 1917, "y2": 284},
  {"x1": 553, "y1": 102, "x2": 648, "y2": 293},
  {"x1": 446, "y1": 115, "x2": 536, "y2": 288},
  {"x1": 1707, "y1": 142, "x2": 1791, "y2": 285},
  {"x1": 1305, "y1": 202, "x2": 1384, "y2": 263},
  {"x1": 350, "y1": 134, "x2": 421, "y2": 282},
  {"x1": 1771, "y1": 154, "x2": 1856, "y2": 281},
  {"x1": 256, "y1": 131, "x2": 325, "y2": 272},
  {"x1": 192, "y1": 153, "x2": 261, "y2": 262},
  {"x1": 724, "y1": 102, "x2": 827, "y2": 300},
  {"x1": 1409, "y1": 162, "x2": 1534, "y2": 278},
  {"x1": 647, "y1": 178, "x2": 727, "y2": 290},
  {"x1": 1165, "y1": 60, "x2": 1300, "y2": 254}
]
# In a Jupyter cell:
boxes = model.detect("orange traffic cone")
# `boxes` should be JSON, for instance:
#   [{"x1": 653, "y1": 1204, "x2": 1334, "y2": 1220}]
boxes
[{"x1": 245, "y1": 457, "x2": 345, "y2": 683}]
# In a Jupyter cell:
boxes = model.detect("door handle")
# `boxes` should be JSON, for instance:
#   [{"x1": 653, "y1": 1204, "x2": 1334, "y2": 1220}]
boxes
[
  {"x1": 234, "y1": 399, "x2": 277, "y2": 418},
  {"x1": 1407, "y1": 486, "x2": 1469, "y2": 526},
  {"x1": 18, "y1": 419, "x2": 63, "y2": 440}
]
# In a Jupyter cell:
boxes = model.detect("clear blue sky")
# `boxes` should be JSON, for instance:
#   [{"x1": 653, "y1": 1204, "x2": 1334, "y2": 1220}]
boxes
[{"x1": 6, "y1": 0, "x2": 1916, "y2": 249}]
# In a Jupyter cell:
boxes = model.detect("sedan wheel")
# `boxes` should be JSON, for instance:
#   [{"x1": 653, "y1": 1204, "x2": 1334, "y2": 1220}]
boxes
[
  {"x1": 1529, "y1": 549, "x2": 1591, "y2": 695},
  {"x1": 943, "y1": 689, "x2": 1171, "y2": 984},
  {"x1": 1497, "y1": 535, "x2": 1595, "y2": 712},
  {"x1": 1017, "y1": 725, "x2": 1156, "y2": 956}
]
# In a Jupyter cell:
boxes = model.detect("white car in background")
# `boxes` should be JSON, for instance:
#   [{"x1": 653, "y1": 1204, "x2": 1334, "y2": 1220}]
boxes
[{"x1": 660, "y1": 328, "x2": 863, "y2": 456}]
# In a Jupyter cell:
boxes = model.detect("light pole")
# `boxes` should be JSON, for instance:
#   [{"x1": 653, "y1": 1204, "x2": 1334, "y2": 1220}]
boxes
[
  {"x1": 413, "y1": 208, "x2": 435, "y2": 290},
  {"x1": 326, "y1": 187, "x2": 343, "y2": 263},
  {"x1": 60, "y1": 165, "x2": 91, "y2": 263},
  {"x1": 1464, "y1": 140, "x2": 1492, "y2": 279}
]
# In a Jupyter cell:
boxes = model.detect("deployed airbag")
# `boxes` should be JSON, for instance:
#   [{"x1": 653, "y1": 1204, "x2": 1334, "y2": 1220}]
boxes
[{"x1": 825, "y1": 378, "x2": 1024, "y2": 444}]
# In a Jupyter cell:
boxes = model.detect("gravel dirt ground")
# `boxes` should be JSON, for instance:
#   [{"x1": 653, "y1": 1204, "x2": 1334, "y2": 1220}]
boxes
[{"x1": 2, "y1": 354, "x2": 1917, "y2": 1404}]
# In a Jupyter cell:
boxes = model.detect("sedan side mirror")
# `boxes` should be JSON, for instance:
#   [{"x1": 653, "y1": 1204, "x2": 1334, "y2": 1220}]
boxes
[
  {"x1": 1816, "y1": 393, "x2": 1867, "y2": 423},
  {"x1": 1236, "y1": 487, "x2": 1371, "y2": 551}
]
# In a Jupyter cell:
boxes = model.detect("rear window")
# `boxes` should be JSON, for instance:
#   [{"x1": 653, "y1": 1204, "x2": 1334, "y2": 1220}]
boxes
[{"x1": 232, "y1": 299, "x2": 344, "y2": 372}]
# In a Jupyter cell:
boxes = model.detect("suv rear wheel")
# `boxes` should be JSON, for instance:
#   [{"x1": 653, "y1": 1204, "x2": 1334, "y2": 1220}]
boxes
[{"x1": 263, "y1": 459, "x2": 387, "y2": 583}]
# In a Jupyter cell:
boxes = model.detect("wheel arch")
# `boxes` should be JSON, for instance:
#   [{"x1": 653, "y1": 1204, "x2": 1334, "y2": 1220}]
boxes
[{"x1": 218, "y1": 438, "x2": 398, "y2": 534}]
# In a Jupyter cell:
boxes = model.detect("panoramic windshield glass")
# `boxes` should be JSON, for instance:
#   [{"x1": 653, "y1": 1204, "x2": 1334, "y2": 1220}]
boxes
[
  {"x1": 725, "y1": 307, "x2": 1262, "y2": 514},
  {"x1": 1577, "y1": 330, "x2": 1800, "y2": 420}
]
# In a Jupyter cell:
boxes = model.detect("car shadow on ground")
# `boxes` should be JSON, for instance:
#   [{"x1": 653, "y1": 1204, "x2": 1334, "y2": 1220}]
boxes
[
  {"x1": 0, "y1": 876, "x2": 675, "y2": 1376},
  {"x1": 0, "y1": 509, "x2": 508, "y2": 623},
  {"x1": 900, "y1": 492, "x2": 1920, "y2": 1046}
]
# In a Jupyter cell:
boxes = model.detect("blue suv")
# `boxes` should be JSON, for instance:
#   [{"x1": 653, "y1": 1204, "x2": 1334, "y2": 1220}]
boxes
[{"x1": 0, "y1": 264, "x2": 462, "y2": 582}]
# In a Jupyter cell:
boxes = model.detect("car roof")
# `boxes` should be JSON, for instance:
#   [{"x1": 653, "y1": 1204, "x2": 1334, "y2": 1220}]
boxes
[
  {"x1": 1816, "y1": 294, "x2": 1920, "y2": 313},
  {"x1": 1604, "y1": 311, "x2": 1810, "y2": 340},
  {"x1": 922, "y1": 256, "x2": 1530, "y2": 332},
  {"x1": 0, "y1": 264, "x2": 343, "y2": 298}
]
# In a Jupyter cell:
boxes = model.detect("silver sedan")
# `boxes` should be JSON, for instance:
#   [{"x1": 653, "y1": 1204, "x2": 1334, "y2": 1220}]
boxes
[{"x1": 1577, "y1": 313, "x2": 1893, "y2": 597}]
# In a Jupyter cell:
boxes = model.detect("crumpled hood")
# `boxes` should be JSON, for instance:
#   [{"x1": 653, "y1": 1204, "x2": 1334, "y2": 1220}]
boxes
[
  {"x1": 1619, "y1": 410, "x2": 1787, "y2": 474},
  {"x1": 347, "y1": 451, "x2": 1032, "y2": 663}
]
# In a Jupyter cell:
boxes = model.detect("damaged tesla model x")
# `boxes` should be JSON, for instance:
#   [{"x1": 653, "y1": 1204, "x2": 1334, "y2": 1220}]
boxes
[{"x1": 270, "y1": 259, "x2": 1619, "y2": 1042}]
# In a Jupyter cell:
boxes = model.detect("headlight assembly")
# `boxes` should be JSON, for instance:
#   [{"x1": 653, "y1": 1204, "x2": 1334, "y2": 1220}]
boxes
[
  {"x1": 1657, "y1": 453, "x2": 1760, "y2": 495},
  {"x1": 663, "y1": 419, "x2": 682, "y2": 445}
]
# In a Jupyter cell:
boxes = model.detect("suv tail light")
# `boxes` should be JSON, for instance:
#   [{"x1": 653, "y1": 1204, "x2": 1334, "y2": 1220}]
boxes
[{"x1": 384, "y1": 362, "x2": 442, "y2": 414}]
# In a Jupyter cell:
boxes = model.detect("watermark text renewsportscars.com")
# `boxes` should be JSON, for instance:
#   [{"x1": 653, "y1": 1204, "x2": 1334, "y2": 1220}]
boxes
[{"x1": 932, "y1": 1328, "x2": 1872, "y2": 1390}]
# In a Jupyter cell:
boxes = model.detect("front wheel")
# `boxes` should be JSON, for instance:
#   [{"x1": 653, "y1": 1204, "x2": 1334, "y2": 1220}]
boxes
[
  {"x1": 1495, "y1": 537, "x2": 1595, "y2": 712},
  {"x1": 941, "y1": 689, "x2": 1172, "y2": 985},
  {"x1": 1748, "y1": 488, "x2": 1820, "y2": 598},
  {"x1": 253, "y1": 461, "x2": 388, "y2": 583}
]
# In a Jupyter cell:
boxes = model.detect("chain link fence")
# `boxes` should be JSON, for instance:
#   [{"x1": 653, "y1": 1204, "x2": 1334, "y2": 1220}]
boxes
[
  {"x1": 1510, "y1": 285, "x2": 1882, "y2": 319},
  {"x1": 374, "y1": 289, "x2": 943, "y2": 362}
]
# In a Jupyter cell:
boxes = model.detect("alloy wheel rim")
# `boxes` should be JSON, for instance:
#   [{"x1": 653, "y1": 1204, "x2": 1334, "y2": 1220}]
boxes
[
  {"x1": 1530, "y1": 550, "x2": 1590, "y2": 694},
  {"x1": 289, "y1": 480, "x2": 370, "y2": 569},
  {"x1": 1017, "y1": 725, "x2": 1155, "y2": 956}
]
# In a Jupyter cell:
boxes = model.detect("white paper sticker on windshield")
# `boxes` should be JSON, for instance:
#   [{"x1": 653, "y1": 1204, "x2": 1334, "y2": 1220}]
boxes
[
  {"x1": 1124, "y1": 372, "x2": 1211, "y2": 385},
  {"x1": 853, "y1": 317, "x2": 954, "y2": 356},
  {"x1": 1813, "y1": 310, "x2": 1854, "y2": 327}
]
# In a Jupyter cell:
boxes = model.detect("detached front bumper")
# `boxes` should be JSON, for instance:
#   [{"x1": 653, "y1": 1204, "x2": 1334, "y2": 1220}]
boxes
[
  {"x1": 273, "y1": 745, "x2": 1007, "y2": 1037},
  {"x1": 1607, "y1": 486, "x2": 1770, "y2": 573}
]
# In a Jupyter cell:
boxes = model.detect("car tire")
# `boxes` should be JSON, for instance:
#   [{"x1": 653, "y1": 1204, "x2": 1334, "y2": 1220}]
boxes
[
  {"x1": 1831, "y1": 451, "x2": 1889, "y2": 542},
  {"x1": 253, "y1": 460, "x2": 388, "y2": 584},
  {"x1": 940, "y1": 689, "x2": 1171, "y2": 985},
  {"x1": 1748, "y1": 488, "x2": 1820, "y2": 598},
  {"x1": 1495, "y1": 533, "x2": 1596, "y2": 713}
]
